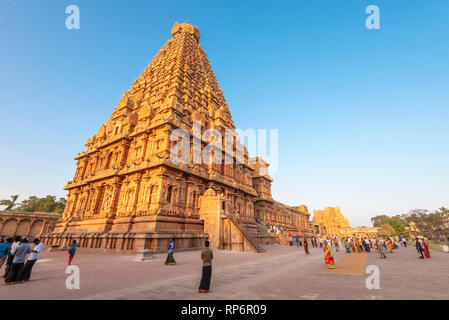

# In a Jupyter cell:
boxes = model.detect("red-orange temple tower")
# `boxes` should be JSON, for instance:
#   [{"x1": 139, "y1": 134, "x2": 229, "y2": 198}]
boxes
[{"x1": 43, "y1": 22, "x2": 313, "y2": 253}]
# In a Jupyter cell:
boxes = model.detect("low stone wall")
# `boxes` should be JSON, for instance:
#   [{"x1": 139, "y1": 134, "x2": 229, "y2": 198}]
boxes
[{"x1": 0, "y1": 211, "x2": 60, "y2": 239}]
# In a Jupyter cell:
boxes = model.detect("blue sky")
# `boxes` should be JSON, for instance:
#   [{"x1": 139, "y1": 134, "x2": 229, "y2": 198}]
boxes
[{"x1": 1, "y1": 0, "x2": 448, "y2": 226}]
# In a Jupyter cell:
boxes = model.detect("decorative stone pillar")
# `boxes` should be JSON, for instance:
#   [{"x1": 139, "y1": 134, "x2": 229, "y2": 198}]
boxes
[
  {"x1": 132, "y1": 172, "x2": 143, "y2": 215},
  {"x1": 12, "y1": 218, "x2": 22, "y2": 236},
  {"x1": 26, "y1": 219, "x2": 35, "y2": 237},
  {"x1": 39, "y1": 220, "x2": 47, "y2": 235},
  {"x1": 141, "y1": 133, "x2": 149, "y2": 162},
  {"x1": 0, "y1": 219, "x2": 4, "y2": 235},
  {"x1": 108, "y1": 178, "x2": 122, "y2": 218},
  {"x1": 90, "y1": 186, "x2": 102, "y2": 216}
]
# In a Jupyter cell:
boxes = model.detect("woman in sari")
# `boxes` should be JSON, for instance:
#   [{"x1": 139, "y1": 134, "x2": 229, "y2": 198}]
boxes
[
  {"x1": 387, "y1": 239, "x2": 393, "y2": 253},
  {"x1": 165, "y1": 238, "x2": 176, "y2": 265},
  {"x1": 356, "y1": 239, "x2": 361, "y2": 252},
  {"x1": 323, "y1": 241, "x2": 335, "y2": 269},
  {"x1": 304, "y1": 238, "x2": 310, "y2": 254},
  {"x1": 344, "y1": 239, "x2": 351, "y2": 253},
  {"x1": 350, "y1": 239, "x2": 355, "y2": 252},
  {"x1": 68, "y1": 240, "x2": 78, "y2": 265},
  {"x1": 422, "y1": 240, "x2": 431, "y2": 258}
]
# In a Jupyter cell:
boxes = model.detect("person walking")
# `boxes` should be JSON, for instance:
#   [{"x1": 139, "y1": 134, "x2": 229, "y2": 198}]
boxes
[
  {"x1": 4, "y1": 238, "x2": 31, "y2": 284},
  {"x1": 198, "y1": 240, "x2": 213, "y2": 293},
  {"x1": 350, "y1": 239, "x2": 356, "y2": 252},
  {"x1": 18, "y1": 238, "x2": 43, "y2": 281},
  {"x1": 416, "y1": 238, "x2": 424, "y2": 259},
  {"x1": 323, "y1": 240, "x2": 335, "y2": 269},
  {"x1": 422, "y1": 239, "x2": 431, "y2": 259},
  {"x1": 387, "y1": 238, "x2": 393, "y2": 253},
  {"x1": 295, "y1": 235, "x2": 300, "y2": 248},
  {"x1": 304, "y1": 238, "x2": 310, "y2": 255},
  {"x1": 0, "y1": 238, "x2": 13, "y2": 270},
  {"x1": 68, "y1": 240, "x2": 78, "y2": 265},
  {"x1": 165, "y1": 238, "x2": 176, "y2": 265},
  {"x1": 378, "y1": 240, "x2": 386, "y2": 259},
  {"x1": 343, "y1": 239, "x2": 351, "y2": 253},
  {"x1": 356, "y1": 238, "x2": 362, "y2": 252}
]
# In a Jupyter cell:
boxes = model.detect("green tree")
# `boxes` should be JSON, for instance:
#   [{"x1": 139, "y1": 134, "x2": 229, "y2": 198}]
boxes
[
  {"x1": 378, "y1": 223, "x2": 395, "y2": 237},
  {"x1": 372, "y1": 208, "x2": 449, "y2": 240},
  {"x1": 0, "y1": 195, "x2": 20, "y2": 211},
  {"x1": 16, "y1": 195, "x2": 66, "y2": 213},
  {"x1": 386, "y1": 217, "x2": 406, "y2": 236},
  {"x1": 371, "y1": 214, "x2": 389, "y2": 227}
]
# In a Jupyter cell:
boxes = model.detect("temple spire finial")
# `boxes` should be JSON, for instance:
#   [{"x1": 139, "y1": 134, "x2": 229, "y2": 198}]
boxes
[{"x1": 171, "y1": 21, "x2": 200, "y2": 42}]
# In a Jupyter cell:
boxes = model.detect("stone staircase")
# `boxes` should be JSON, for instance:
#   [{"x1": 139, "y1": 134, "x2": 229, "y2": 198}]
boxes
[
  {"x1": 226, "y1": 214, "x2": 266, "y2": 253},
  {"x1": 254, "y1": 221, "x2": 278, "y2": 245},
  {"x1": 277, "y1": 233, "x2": 290, "y2": 245}
]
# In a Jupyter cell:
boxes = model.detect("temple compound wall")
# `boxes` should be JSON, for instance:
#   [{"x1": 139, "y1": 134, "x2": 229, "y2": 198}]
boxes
[
  {"x1": 0, "y1": 211, "x2": 60, "y2": 239},
  {"x1": 41, "y1": 22, "x2": 312, "y2": 253}
]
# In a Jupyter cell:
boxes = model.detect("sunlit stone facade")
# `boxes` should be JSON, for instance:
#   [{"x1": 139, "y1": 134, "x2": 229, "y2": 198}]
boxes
[{"x1": 42, "y1": 22, "x2": 312, "y2": 252}]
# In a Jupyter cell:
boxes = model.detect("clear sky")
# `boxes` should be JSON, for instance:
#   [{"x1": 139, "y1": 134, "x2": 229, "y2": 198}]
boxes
[{"x1": 1, "y1": 0, "x2": 448, "y2": 227}]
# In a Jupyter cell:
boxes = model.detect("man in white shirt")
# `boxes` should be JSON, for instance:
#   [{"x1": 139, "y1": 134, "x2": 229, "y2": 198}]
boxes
[{"x1": 18, "y1": 238, "x2": 43, "y2": 282}]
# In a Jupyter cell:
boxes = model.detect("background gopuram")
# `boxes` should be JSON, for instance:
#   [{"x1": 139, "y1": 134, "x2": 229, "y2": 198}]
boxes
[
  {"x1": 312, "y1": 207, "x2": 378, "y2": 238},
  {"x1": 42, "y1": 22, "x2": 312, "y2": 253}
]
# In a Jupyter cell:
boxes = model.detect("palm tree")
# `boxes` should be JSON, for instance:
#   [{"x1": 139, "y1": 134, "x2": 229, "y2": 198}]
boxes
[{"x1": 0, "y1": 195, "x2": 19, "y2": 211}]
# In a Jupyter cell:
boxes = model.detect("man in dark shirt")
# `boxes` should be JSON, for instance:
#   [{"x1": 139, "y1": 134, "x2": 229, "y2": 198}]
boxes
[{"x1": 198, "y1": 240, "x2": 213, "y2": 293}]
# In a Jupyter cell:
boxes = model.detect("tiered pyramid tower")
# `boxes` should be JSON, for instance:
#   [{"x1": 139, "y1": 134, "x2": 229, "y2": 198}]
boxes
[{"x1": 43, "y1": 22, "x2": 312, "y2": 252}]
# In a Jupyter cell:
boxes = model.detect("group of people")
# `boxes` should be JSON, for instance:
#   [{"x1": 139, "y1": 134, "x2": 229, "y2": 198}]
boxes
[
  {"x1": 415, "y1": 237, "x2": 431, "y2": 259},
  {"x1": 164, "y1": 238, "x2": 213, "y2": 293},
  {"x1": 266, "y1": 223, "x2": 284, "y2": 235},
  {"x1": 0, "y1": 236, "x2": 43, "y2": 284},
  {"x1": 1, "y1": 232, "x2": 434, "y2": 292},
  {"x1": 301, "y1": 237, "x2": 337, "y2": 269},
  {"x1": 298, "y1": 234, "x2": 434, "y2": 269},
  {"x1": 0, "y1": 236, "x2": 80, "y2": 285}
]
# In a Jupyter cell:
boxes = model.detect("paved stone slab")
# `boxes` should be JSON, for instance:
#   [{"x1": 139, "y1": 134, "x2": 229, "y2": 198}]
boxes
[{"x1": 323, "y1": 252, "x2": 367, "y2": 275}]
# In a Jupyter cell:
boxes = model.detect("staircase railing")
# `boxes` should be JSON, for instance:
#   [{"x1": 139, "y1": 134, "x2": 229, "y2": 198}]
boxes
[{"x1": 227, "y1": 214, "x2": 265, "y2": 253}]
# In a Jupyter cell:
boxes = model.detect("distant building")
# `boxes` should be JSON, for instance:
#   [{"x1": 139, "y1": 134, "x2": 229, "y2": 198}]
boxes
[
  {"x1": 0, "y1": 211, "x2": 60, "y2": 239},
  {"x1": 312, "y1": 207, "x2": 378, "y2": 238}
]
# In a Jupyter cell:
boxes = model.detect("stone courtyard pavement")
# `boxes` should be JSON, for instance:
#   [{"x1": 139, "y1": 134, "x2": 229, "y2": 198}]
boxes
[{"x1": 1, "y1": 244, "x2": 448, "y2": 300}]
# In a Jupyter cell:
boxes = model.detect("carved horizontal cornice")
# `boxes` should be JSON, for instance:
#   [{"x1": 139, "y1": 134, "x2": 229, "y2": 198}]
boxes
[{"x1": 0, "y1": 211, "x2": 60, "y2": 220}]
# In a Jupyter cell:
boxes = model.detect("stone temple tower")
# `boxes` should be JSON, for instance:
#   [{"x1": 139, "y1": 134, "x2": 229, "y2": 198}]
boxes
[{"x1": 43, "y1": 22, "x2": 312, "y2": 253}]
